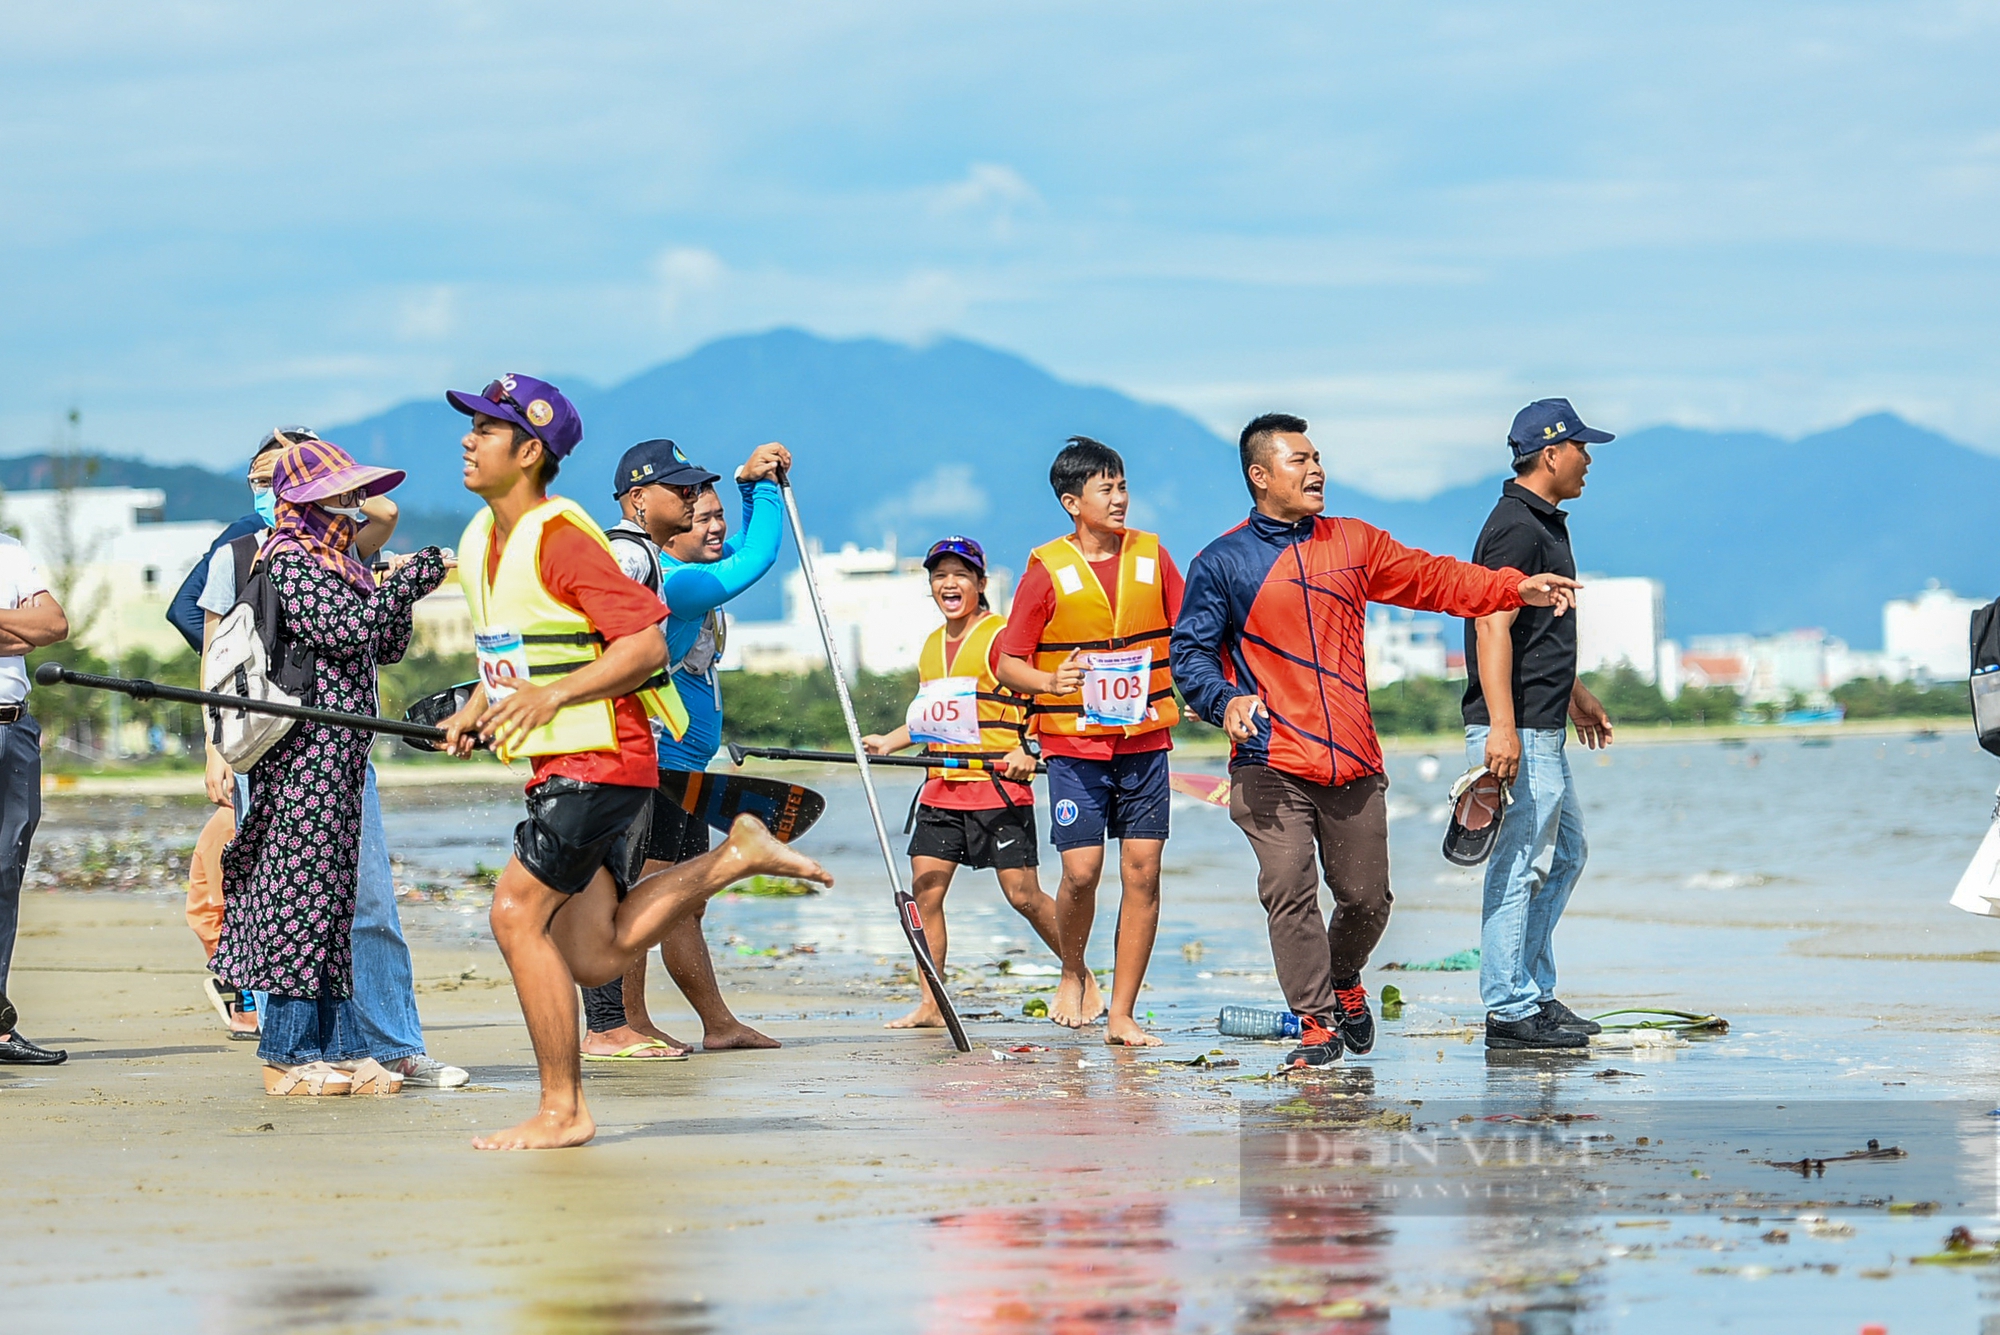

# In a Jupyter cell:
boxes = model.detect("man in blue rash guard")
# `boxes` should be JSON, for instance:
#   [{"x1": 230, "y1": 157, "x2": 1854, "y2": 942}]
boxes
[{"x1": 579, "y1": 437, "x2": 790, "y2": 1058}]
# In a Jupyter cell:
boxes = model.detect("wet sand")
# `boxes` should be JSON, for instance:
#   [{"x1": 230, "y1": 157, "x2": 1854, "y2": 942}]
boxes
[{"x1": 9, "y1": 736, "x2": 2000, "y2": 1331}]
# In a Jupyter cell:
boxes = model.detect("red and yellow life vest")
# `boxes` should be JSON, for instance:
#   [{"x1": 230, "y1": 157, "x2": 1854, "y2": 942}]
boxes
[
  {"x1": 916, "y1": 612, "x2": 1028, "y2": 783},
  {"x1": 1025, "y1": 529, "x2": 1179, "y2": 741}
]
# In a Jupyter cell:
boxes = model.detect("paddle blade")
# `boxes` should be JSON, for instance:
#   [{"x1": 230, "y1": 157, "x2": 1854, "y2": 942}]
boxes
[
  {"x1": 1169, "y1": 770, "x2": 1231, "y2": 808},
  {"x1": 401, "y1": 681, "x2": 477, "y2": 752},
  {"x1": 896, "y1": 888, "x2": 971, "y2": 1053},
  {"x1": 657, "y1": 769, "x2": 826, "y2": 843}
]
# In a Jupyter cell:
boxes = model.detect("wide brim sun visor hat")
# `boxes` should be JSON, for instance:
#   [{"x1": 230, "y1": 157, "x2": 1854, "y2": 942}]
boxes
[
  {"x1": 447, "y1": 373, "x2": 584, "y2": 460},
  {"x1": 1442, "y1": 766, "x2": 1510, "y2": 866},
  {"x1": 270, "y1": 438, "x2": 406, "y2": 504},
  {"x1": 924, "y1": 536, "x2": 987, "y2": 574}
]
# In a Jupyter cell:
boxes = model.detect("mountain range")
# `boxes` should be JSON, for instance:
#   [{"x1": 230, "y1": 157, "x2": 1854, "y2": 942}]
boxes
[{"x1": 3, "y1": 329, "x2": 1992, "y2": 644}]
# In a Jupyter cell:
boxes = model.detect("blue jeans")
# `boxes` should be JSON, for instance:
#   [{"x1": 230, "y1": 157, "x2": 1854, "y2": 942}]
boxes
[
  {"x1": 1464, "y1": 726, "x2": 1587, "y2": 1023},
  {"x1": 250, "y1": 764, "x2": 425, "y2": 1064}
]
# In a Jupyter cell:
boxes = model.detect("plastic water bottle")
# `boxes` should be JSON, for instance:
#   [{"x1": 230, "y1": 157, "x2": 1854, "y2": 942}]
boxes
[{"x1": 1217, "y1": 1006, "x2": 1300, "y2": 1039}]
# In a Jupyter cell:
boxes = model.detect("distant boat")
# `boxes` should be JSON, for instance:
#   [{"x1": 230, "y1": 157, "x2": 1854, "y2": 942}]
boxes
[
  {"x1": 1780, "y1": 707, "x2": 1846, "y2": 726},
  {"x1": 1800, "y1": 737, "x2": 1834, "y2": 748},
  {"x1": 1912, "y1": 728, "x2": 1942, "y2": 741},
  {"x1": 1720, "y1": 737, "x2": 1748, "y2": 749}
]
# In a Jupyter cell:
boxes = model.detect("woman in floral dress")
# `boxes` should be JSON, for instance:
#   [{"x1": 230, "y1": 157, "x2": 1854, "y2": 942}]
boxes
[{"x1": 210, "y1": 440, "x2": 448, "y2": 1096}]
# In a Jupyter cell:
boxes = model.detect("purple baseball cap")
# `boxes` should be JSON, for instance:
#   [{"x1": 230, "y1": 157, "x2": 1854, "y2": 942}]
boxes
[
  {"x1": 924, "y1": 535, "x2": 987, "y2": 574},
  {"x1": 446, "y1": 373, "x2": 583, "y2": 459}
]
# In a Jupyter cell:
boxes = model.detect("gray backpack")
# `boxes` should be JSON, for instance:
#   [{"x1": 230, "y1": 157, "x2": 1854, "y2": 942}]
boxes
[{"x1": 202, "y1": 539, "x2": 316, "y2": 772}]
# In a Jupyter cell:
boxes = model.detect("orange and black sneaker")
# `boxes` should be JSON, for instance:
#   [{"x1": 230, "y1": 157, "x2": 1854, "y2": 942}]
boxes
[
  {"x1": 1332, "y1": 982, "x2": 1375, "y2": 1055},
  {"x1": 1284, "y1": 1015, "x2": 1342, "y2": 1070}
]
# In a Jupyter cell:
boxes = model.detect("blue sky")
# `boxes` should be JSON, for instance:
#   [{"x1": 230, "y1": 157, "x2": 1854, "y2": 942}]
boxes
[{"x1": 3, "y1": 2, "x2": 1996, "y2": 496}]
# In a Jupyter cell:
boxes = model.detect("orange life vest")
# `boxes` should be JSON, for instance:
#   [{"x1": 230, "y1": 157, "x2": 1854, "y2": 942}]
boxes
[
  {"x1": 915, "y1": 612, "x2": 1028, "y2": 783},
  {"x1": 1025, "y1": 529, "x2": 1179, "y2": 741}
]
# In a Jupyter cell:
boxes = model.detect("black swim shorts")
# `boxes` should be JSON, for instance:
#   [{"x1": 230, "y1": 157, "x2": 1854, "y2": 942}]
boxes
[
  {"x1": 646, "y1": 785, "x2": 713, "y2": 864},
  {"x1": 906, "y1": 801, "x2": 1039, "y2": 871},
  {"x1": 515, "y1": 776, "x2": 654, "y2": 896}
]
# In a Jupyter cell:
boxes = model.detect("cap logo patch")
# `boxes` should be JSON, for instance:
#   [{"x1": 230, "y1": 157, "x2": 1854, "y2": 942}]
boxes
[
  {"x1": 527, "y1": 399, "x2": 555, "y2": 428},
  {"x1": 673, "y1": 446, "x2": 689, "y2": 464}
]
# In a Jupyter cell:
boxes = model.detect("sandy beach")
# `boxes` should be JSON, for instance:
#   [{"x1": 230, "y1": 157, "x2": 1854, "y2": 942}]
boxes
[{"x1": 9, "y1": 735, "x2": 2000, "y2": 1331}]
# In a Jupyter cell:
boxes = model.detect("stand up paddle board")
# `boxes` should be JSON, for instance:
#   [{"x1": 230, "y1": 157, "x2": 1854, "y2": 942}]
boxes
[
  {"x1": 1168, "y1": 771, "x2": 1231, "y2": 807},
  {"x1": 402, "y1": 683, "x2": 824, "y2": 842}
]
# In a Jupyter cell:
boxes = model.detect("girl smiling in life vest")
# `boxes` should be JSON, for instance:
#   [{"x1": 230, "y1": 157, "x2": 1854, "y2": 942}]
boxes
[{"x1": 863, "y1": 537, "x2": 1072, "y2": 1030}]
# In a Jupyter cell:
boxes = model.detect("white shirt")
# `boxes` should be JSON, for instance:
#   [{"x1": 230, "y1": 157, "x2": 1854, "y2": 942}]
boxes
[{"x1": 0, "y1": 534, "x2": 51, "y2": 704}]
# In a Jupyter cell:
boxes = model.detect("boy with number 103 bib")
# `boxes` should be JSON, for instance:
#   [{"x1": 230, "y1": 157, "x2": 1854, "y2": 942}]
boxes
[
  {"x1": 995, "y1": 438, "x2": 1183, "y2": 1047},
  {"x1": 862, "y1": 537, "x2": 1065, "y2": 1030}
]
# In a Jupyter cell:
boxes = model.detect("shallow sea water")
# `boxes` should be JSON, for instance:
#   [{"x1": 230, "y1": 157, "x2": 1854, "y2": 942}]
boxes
[{"x1": 13, "y1": 730, "x2": 2000, "y2": 1332}]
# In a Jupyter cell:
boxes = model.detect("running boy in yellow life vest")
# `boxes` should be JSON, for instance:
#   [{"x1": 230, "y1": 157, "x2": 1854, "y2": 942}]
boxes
[
  {"x1": 861, "y1": 536, "x2": 1067, "y2": 1030},
  {"x1": 435, "y1": 374, "x2": 829, "y2": 1151},
  {"x1": 995, "y1": 438, "x2": 1183, "y2": 1047}
]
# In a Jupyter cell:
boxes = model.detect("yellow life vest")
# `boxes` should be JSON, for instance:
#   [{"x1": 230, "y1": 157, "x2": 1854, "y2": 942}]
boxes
[
  {"x1": 458, "y1": 497, "x2": 689, "y2": 760},
  {"x1": 1026, "y1": 529, "x2": 1179, "y2": 740},
  {"x1": 915, "y1": 612, "x2": 1029, "y2": 783}
]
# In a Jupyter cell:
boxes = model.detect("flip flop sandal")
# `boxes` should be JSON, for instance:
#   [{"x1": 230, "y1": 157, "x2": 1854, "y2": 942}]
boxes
[
  {"x1": 202, "y1": 977, "x2": 261, "y2": 1041},
  {"x1": 263, "y1": 1061, "x2": 354, "y2": 1096},
  {"x1": 583, "y1": 1041, "x2": 690, "y2": 1062},
  {"x1": 334, "y1": 1058, "x2": 405, "y2": 1096},
  {"x1": 1442, "y1": 766, "x2": 1512, "y2": 867}
]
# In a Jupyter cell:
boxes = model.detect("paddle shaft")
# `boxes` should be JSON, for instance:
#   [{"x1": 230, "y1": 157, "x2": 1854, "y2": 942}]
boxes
[
  {"x1": 34, "y1": 663, "x2": 450, "y2": 745},
  {"x1": 729, "y1": 742, "x2": 1045, "y2": 775},
  {"x1": 774, "y1": 473, "x2": 971, "y2": 1053}
]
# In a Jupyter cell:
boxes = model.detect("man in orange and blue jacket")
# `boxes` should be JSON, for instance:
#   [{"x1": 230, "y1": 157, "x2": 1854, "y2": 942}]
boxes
[{"x1": 1170, "y1": 413, "x2": 1580, "y2": 1070}]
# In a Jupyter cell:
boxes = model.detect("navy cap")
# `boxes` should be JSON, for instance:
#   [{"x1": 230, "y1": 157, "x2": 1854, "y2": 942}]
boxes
[
  {"x1": 446, "y1": 374, "x2": 583, "y2": 460},
  {"x1": 613, "y1": 439, "x2": 720, "y2": 496},
  {"x1": 1508, "y1": 398, "x2": 1614, "y2": 458},
  {"x1": 923, "y1": 535, "x2": 987, "y2": 574}
]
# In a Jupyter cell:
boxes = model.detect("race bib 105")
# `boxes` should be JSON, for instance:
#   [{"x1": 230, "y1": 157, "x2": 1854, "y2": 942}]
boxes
[
  {"x1": 1081, "y1": 648, "x2": 1151, "y2": 727},
  {"x1": 908, "y1": 676, "x2": 981, "y2": 746}
]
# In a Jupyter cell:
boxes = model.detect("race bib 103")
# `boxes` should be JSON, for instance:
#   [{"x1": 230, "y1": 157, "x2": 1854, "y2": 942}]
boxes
[
  {"x1": 1081, "y1": 648, "x2": 1151, "y2": 727},
  {"x1": 908, "y1": 676, "x2": 981, "y2": 746},
  {"x1": 475, "y1": 627, "x2": 531, "y2": 702}
]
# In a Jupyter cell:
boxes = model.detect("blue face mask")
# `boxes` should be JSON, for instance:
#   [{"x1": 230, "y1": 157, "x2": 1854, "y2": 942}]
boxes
[{"x1": 252, "y1": 486, "x2": 278, "y2": 526}]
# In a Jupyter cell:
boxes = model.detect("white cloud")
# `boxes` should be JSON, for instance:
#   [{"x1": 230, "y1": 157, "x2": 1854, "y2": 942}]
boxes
[
  {"x1": 651, "y1": 246, "x2": 728, "y2": 320},
  {"x1": 865, "y1": 463, "x2": 989, "y2": 543},
  {"x1": 924, "y1": 163, "x2": 1043, "y2": 241}
]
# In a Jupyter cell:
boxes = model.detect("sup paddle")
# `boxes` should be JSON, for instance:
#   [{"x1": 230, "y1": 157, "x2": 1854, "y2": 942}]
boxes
[
  {"x1": 34, "y1": 661, "x2": 465, "y2": 748},
  {"x1": 775, "y1": 468, "x2": 971, "y2": 1053},
  {"x1": 729, "y1": 742, "x2": 1045, "y2": 775},
  {"x1": 402, "y1": 682, "x2": 826, "y2": 842}
]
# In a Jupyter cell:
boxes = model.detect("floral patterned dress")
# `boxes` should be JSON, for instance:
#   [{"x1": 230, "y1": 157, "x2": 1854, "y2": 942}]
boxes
[{"x1": 211, "y1": 547, "x2": 446, "y2": 999}]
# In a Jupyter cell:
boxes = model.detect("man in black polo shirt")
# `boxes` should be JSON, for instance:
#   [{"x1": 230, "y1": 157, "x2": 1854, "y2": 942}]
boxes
[{"x1": 1462, "y1": 399, "x2": 1616, "y2": 1051}]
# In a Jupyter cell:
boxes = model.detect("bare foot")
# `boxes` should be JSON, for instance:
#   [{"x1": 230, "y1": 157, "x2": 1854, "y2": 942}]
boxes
[
  {"x1": 625, "y1": 1017, "x2": 695, "y2": 1055},
  {"x1": 886, "y1": 1001, "x2": 945, "y2": 1029},
  {"x1": 227, "y1": 1011, "x2": 260, "y2": 1037},
  {"x1": 582, "y1": 1025, "x2": 690, "y2": 1058},
  {"x1": 1104, "y1": 1014, "x2": 1163, "y2": 1047},
  {"x1": 1048, "y1": 968, "x2": 1101, "y2": 1028},
  {"x1": 472, "y1": 1107, "x2": 596, "y2": 1151},
  {"x1": 720, "y1": 814, "x2": 832, "y2": 886},
  {"x1": 703, "y1": 1022, "x2": 782, "y2": 1050}
]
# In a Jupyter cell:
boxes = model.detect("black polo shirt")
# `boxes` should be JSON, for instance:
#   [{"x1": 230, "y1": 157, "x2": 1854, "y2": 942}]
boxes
[{"x1": 1461, "y1": 480, "x2": 1577, "y2": 730}]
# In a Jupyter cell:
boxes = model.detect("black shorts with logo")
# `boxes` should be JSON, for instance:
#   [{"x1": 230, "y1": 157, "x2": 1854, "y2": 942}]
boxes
[
  {"x1": 646, "y1": 786, "x2": 713, "y2": 864},
  {"x1": 907, "y1": 801, "x2": 1039, "y2": 871},
  {"x1": 514, "y1": 777, "x2": 654, "y2": 897}
]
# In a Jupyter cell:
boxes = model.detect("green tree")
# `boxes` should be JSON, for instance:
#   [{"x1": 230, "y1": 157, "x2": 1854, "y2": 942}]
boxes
[{"x1": 1832, "y1": 676, "x2": 1966, "y2": 719}]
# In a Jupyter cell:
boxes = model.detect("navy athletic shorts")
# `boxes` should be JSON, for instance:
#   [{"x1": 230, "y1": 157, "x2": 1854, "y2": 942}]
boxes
[{"x1": 1045, "y1": 750, "x2": 1171, "y2": 852}]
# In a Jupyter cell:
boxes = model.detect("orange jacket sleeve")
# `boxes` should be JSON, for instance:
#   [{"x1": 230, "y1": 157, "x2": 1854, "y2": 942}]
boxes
[{"x1": 1358, "y1": 521, "x2": 1525, "y2": 618}]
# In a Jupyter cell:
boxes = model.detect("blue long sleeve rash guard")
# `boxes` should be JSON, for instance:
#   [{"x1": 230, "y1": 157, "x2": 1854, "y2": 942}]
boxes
[{"x1": 654, "y1": 478, "x2": 784, "y2": 771}]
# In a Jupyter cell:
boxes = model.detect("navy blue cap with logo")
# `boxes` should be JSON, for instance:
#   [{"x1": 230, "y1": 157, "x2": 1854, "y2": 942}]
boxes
[
  {"x1": 1508, "y1": 398, "x2": 1615, "y2": 459},
  {"x1": 611, "y1": 438, "x2": 721, "y2": 497},
  {"x1": 446, "y1": 373, "x2": 584, "y2": 459},
  {"x1": 923, "y1": 535, "x2": 987, "y2": 574}
]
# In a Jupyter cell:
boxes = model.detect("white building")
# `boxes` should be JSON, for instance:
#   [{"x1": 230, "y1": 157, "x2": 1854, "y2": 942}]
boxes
[
  {"x1": 722, "y1": 538, "x2": 1014, "y2": 677},
  {"x1": 1575, "y1": 575, "x2": 1664, "y2": 683},
  {"x1": 1363, "y1": 608, "x2": 1449, "y2": 687},
  {"x1": 1884, "y1": 582, "x2": 1982, "y2": 682},
  {"x1": 0, "y1": 486, "x2": 221, "y2": 660}
]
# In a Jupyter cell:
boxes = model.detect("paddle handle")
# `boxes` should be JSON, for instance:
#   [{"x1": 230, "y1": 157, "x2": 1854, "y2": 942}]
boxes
[
  {"x1": 33, "y1": 662, "x2": 450, "y2": 745},
  {"x1": 728, "y1": 742, "x2": 1044, "y2": 775}
]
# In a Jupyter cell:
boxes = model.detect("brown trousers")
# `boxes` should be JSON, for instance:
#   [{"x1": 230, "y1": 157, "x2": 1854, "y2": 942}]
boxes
[{"x1": 1228, "y1": 765, "x2": 1392, "y2": 1022}]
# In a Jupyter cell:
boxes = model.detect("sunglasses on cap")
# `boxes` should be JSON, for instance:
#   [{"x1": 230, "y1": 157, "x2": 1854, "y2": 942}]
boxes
[
  {"x1": 254, "y1": 425, "x2": 320, "y2": 458},
  {"x1": 924, "y1": 536, "x2": 986, "y2": 572}
]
